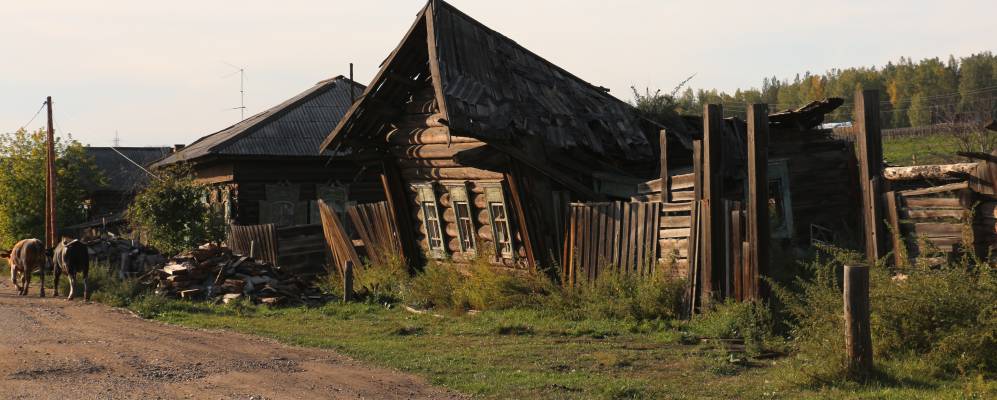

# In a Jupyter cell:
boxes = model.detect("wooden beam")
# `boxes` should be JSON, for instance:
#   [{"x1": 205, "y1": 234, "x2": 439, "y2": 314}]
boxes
[
  {"x1": 702, "y1": 104, "x2": 725, "y2": 304},
  {"x1": 746, "y1": 103, "x2": 770, "y2": 300},
  {"x1": 660, "y1": 129, "x2": 669, "y2": 203},
  {"x1": 854, "y1": 90, "x2": 886, "y2": 265},
  {"x1": 884, "y1": 191, "x2": 906, "y2": 268},
  {"x1": 380, "y1": 161, "x2": 417, "y2": 269},
  {"x1": 505, "y1": 172, "x2": 537, "y2": 270},
  {"x1": 687, "y1": 140, "x2": 703, "y2": 312},
  {"x1": 425, "y1": 2, "x2": 451, "y2": 123}
]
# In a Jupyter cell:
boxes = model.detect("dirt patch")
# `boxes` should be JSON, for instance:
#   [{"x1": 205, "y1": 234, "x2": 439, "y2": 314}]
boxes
[{"x1": 0, "y1": 281, "x2": 463, "y2": 399}]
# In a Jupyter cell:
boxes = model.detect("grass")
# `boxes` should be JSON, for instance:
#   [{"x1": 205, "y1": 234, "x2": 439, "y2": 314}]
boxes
[
  {"x1": 103, "y1": 296, "x2": 984, "y2": 399},
  {"x1": 883, "y1": 134, "x2": 963, "y2": 166}
]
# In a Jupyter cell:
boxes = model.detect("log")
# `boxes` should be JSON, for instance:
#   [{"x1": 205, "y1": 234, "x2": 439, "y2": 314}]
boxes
[
  {"x1": 443, "y1": 207, "x2": 456, "y2": 223},
  {"x1": 392, "y1": 112, "x2": 447, "y2": 129},
  {"x1": 400, "y1": 167, "x2": 503, "y2": 180},
  {"x1": 883, "y1": 163, "x2": 977, "y2": 181},
  {"x1": 397, "y1": 158, "x2": 463, "y2": 169},
  {"x1": 390, "y1": 143, "x2": 486, "y2": 159},
  {"x1": 477, "y1": 225, "x2": 493, "y2": 242},
  {"x1": 476, "y1": 209, "x2": 491, "y2": 225},
  {"x1": 445, "y1": 223, "x2": 459, "y2": 238},
  {"x1": 899, "y1": 181, "x2": 969, "y2": 197},
  {"x1": 439, "y1": 192, "x2": 451, "y2": 208},
  {"x1": 387, "y1": 127, "x2": 479, "y2": 145}
]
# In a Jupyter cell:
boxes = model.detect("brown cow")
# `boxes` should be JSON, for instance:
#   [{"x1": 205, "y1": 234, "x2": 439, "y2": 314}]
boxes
[{"x1": 0, "y1": 239, "x2": 46, "y2": 297}]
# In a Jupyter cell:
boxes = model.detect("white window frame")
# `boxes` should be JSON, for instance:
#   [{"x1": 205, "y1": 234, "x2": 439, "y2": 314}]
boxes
[
  {"x1": 414, "y1": 183, "x2": 447, "y2": 258},
  {"x1": 445, "y1": 183, "x2": 477, "y2": 255},
  {"x1": 482, "y1": 183, "x2": 514, "y2": 259}
]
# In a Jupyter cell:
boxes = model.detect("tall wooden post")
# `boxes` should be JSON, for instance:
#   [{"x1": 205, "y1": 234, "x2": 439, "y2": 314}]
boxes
[
  {"x1": 343, "y1": 260, "x2": 355, "y2": 302},
  {"x1": 659, "y1": 129, "x2": 669, "y2": 203},
  {"x1": 45, "y1": 96, "x2": 57, "y2": 248},
  {"x1": 844, "y1": 264, "x2": 873, "y2": 377},
  {"x1": 746, "y1": 104, "x2": 770, "y2": 299},
  {"x1": 855, "y1": 90, "x2": 885, "y2": 265},
  {"x1": 702, "y1": 104, "x2": 724, "y2": 304},
  {"x1": 688, "y1": 140, "x2": 703, "y2": 313}
]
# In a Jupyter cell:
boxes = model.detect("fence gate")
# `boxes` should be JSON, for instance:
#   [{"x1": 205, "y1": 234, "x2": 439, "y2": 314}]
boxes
[{"x1": 563, "y1": 201, "x2": 662, "y2": 286}]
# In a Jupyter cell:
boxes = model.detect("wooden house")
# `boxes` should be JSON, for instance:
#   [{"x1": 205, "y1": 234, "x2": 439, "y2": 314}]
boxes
[
  {"x1": 70, "y1": 146, "x2": 170, "y2": 236},
  {"x1": 318, "y1": 0, "x2": 685, "y2": 269},
  {"x1": 152, "y1": 76, "x2": 383, "y2": 228}
]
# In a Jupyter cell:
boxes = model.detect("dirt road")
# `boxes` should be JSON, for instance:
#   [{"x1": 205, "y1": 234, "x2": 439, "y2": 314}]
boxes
[{"x1": 0, "y1": 282, "x2": 460, "y2": 400}]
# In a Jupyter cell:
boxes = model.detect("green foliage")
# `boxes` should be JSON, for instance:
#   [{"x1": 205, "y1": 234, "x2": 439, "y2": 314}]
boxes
[
  {"x1": 688, "y1": 299, "x2": 777, "y2": 356},
  {"x1": 126, "y1": 163, "x2": 224, "y2": 255},
  {"x1": 770, "y1": 246, "x2": 997, "y2": 386},
  {"x1": 552, "y1": 270, "x2": 686, "y2": 322},
  {"x1": 356, "y1": 253, "x2": 410, "y2": 304},
  {"x1": 0, "y1": 128, "x2": 104, "y2": 248}
]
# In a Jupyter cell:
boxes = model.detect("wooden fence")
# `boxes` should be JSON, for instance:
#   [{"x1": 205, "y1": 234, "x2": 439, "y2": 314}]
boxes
[
  {"x1": 228, "y1": 223, "x2": 279, "y2": 265},
  {"x1": 347, "y1": 201, "x2": 404, "y2": 268},
  {"x1": 562, "y1": 201, "x2": 661, "y2": 286}
]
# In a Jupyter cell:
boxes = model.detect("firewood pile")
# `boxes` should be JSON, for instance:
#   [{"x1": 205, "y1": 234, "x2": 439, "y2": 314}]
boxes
[
  {"x1": 85, "y1": 238, "x2": 166, "y2": 277},
  {"x1": 148, "y1": 245, "x2": 322, "y2": 305}
]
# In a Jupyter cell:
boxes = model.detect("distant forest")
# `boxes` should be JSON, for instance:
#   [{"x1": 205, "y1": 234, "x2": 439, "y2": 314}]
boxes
[{"x1": 641, "y1": 52, "x2": 997, "y2": 129}]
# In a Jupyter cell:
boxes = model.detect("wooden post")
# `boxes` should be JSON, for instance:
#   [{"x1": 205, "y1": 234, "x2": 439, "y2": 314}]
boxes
[
  {"x1": 746, "y1": 104, "x2": 770, "y2": 300},
  {"x1": 45, "y1": 96, "x2": 56, "y2": 249},
  {"x1": 855, "y1": 90, "x2": 886, "y2": 265},
  {"x1": 687, "y1": 140, "x2": 703, "y2": 313},
  {"x1": 702, "y1": 104, "x2": 725, "y2": 304},
  {"x1": 884, "y1": 191, "x2": 905, "y2": 267},
  {"x1": 660, "y1": 129, "x2": 669, "y2": 203},
  {"x1": 343, "y1": 260, "x2": 354, "y2": 302},
  {"x1": 844, "y1": 264, "x2": 873, "y2": 377}
]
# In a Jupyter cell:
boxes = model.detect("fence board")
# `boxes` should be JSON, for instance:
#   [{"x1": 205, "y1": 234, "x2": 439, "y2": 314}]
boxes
[{"x1": 228, "y1": 224, "x2": 279, "y2": 266}]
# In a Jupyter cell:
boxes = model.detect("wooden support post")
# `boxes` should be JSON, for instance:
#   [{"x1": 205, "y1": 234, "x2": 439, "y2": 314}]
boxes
[
  {"x1": 660, "y1": 129, "x2": 669, "y2": 203},
  {"x1": 844, "y1": 264, "x2": 873, "y2": 377},
  {"x1": 884, "y1": 191, "x2": 905, "y2": 267},
  {"x1": 343, "y1": 260, "x2": 355, "y2": 302},
  {"x1": 746, "y1": 104, "x2": 770, "y2": 300},
  {"x1": 687, "y1": 140, "x2": 703, "y2": 313},
  {"x1": 702, "y1": 104, "x2": 725, "y2": 304},
  {"x1": 855, "y1": 90, "x2": 886, "y2": 265},
  {"x1": 381, "y1": 161, "x2": 416, "y2": 268}
]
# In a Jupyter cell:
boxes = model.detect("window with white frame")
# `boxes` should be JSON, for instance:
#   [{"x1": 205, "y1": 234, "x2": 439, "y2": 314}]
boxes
[
  {"x1": 446, "y1": 183, "x2": 476, "y2": 254},
  {"x1": 414, "y1": 183, "x2": 446, "y2": 258},
  {"x1": 483, "y1": 184, "x2": 514, "y2": 259}
]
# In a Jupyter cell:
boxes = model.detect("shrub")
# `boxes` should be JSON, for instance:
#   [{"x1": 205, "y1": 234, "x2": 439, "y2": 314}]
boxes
[
  {"x1": 356, "y1": 254, "x2": 409, "y2": 304},
  {"x1": 688, "y1": 299, "x2": 776, "y2": 356},
  {"x1": 454, "y1": 259, "x2": 550, "y2": 311},
  {"x1": 405, "y1": 259, "x2": 461, "y2": 309},
  {"x1": 771, "y1": 246, "x2": 997, "y2": 384},
  {"x1": 126, "y1": 163, "x2": 225, "y2": 255},
  {"x1": 552, "y1": 269, "x2": 686, "y2": 322}
]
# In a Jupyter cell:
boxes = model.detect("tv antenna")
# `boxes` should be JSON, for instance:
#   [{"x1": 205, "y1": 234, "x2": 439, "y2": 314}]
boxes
[
  {"x1": 222, "y1": 61, "x2": 247, "y2": 120},
  {"x1": 113, "y1": 130, "x2": 120, "y2": 147}
]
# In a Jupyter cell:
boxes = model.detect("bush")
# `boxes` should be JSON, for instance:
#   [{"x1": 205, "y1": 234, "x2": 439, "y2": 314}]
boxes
[
  {"x1": 687, "y1": 299, "x2": 777, "y2": 356},
  {"x1": 127, "y1": 163, "x2": 225, "y2": 255},
  {"x1": 356, "y1": 253, "x2": 409, "y2": 304},
  {"x1": 405, "y1": 259, "x2": 461, "y2": 309},
  {"x1": 551, "y1": 269, "x2": 686, "y2": 322},
  {"x1": 405, "y1": 255, "x2": 551, "y2": 312},
  {"x1": 771, "y1": 246, "x2": 997, "y2": 384}
]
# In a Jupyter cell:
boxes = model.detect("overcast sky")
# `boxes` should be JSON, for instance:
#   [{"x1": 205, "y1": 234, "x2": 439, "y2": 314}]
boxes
[{"x1": 2, "y1": 0, "x2": 994, "y2": 147}]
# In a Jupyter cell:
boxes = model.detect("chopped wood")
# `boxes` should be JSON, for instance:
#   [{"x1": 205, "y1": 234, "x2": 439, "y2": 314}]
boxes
[{"x1": 883, "y1": 163, "x2": 977, "y2": 181}]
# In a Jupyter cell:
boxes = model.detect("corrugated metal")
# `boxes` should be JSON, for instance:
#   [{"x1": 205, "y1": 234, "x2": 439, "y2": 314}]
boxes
[{"x1": 153, "y1": 77, "x2": 363, "y2": 168}]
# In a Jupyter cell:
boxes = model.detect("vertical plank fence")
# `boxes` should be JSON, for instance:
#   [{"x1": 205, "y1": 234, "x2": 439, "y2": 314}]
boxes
[
  {"x1": 228, "y1": 223, "x2": 279, "y2": 265},
  {"x1": 563, "y1": 201, "x2": 662, "y2": 286},
  {"x1": 347, "y1": 201, "x2": 405, "y2": 268}
]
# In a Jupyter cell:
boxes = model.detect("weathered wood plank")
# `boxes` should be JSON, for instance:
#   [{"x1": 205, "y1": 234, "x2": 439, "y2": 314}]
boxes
[
  {"x1": 746, "y1": 103, "x2": 769, "y2": 300},
  {"x1": 912, "y1": 223, "x2": 963, "y2": 237},
  {"x1": 899, "y1": 181, "x2": 970, "y2": 197},
  {"x1": 904, "y1": 197, "x2": 962, "y2": 208},
  {"x1": 660, "y1": 215, "x2": 692, "y2": 229}
]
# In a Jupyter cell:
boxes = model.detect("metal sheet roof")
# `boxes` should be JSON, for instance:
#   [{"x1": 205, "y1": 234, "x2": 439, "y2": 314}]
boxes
[{"x1": 153, "y1": 76, "x2": 363, "y2": 168}]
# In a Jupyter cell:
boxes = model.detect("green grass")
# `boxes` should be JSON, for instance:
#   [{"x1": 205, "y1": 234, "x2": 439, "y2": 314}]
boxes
[
  {"x1": 126, "y1": 299, "x2": 989, "y2": 399},
  {"x1": 883, "y1": 134, "x2": 963, "y2": 166}
]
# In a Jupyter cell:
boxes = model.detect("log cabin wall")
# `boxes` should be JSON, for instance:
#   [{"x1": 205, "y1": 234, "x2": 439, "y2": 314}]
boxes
[
  {"x1": 388, "y1": 86, "x2": 526, "y2": 268},
  {"x1": 768, "y1": 128, "x2": 860, "y2": 247}
]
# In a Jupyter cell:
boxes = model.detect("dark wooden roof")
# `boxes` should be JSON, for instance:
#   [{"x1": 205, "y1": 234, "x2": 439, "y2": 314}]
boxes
[
  {"x1": 153, "y1": 76, "x2": 364, "y2": 168},
  {"x1": 85, "y1": 147, "x2": 170, "y2": 192},
  {"x1": 319, "y1": 0, "x2": 669, "y2": 163}
]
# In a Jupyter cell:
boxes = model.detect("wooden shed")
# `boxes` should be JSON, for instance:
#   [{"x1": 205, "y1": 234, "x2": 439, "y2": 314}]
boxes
[
  {"x1": 152, "y1": 76, "x2": 384, "y2": 227},
  {"x1": 318, "y1": 0, "x2": 685, "y2": 269}
]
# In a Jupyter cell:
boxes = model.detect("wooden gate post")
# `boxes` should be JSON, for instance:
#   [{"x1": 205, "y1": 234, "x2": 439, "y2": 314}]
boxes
[
  {"x1": 702, "y1": 104, "x2": 725, "y2": 304},
  {"x1": 660, "y1": 129, "x2": 670, "y2": 203},
  {"x1": 855, "y1": 90, "x2": 886, "y2": 265},
  {"x1": 844, "y1": 263, "x2": 873, "y2": 377},
  {"x1": 746, "y1": 104, "x2": 770, "y2": 300}
]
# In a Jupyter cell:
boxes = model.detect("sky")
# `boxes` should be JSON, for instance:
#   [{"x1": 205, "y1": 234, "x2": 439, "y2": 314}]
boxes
[{"x1": 1, "y1": 0, "x2": 995, "y2": 147}]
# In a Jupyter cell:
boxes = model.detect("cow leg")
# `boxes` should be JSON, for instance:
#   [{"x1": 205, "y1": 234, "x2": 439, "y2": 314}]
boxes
[
  {"x1": 38, "y1": 264, "x2": 45, "y2": 298},
  {"x1": 10, "y1": 265, "x2": 21, "y2": 293},
  {"x1": 82, "y1": 270, "x2": 90, "y2": 301},
  {"x1": 21, "y1": 268, "x2": 30, "y2": 296},
  {"x1": 67, "y1": 274, "x2": 76, "y2": 300},
  {"x1": 52, "y1": 266, "x2": 61, "y2": 297}
]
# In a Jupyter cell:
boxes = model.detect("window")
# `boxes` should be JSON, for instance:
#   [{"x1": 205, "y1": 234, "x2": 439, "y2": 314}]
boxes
[
  {"x1": 446, "y1": 184, "x2": 476, "y2": 254},
  {"x1": 768, "y1": 159, "x2": 794, "y2": 238},
  {"x1": 483, "y1": 184, "x2": 514, "y2": 259},
  {"x1": 414, "y1": 183, "x2": 446, "y2": 258}
]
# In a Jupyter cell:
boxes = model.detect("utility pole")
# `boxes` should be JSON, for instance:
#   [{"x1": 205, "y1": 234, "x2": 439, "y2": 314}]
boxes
[{"x1": 45, "y1": 96, "x2": 57, "y2": 249}]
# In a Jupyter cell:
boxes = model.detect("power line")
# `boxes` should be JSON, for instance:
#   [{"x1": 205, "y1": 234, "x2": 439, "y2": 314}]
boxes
[{"x1": 18, "y1": 101, "x2": 47, "y2": 131}]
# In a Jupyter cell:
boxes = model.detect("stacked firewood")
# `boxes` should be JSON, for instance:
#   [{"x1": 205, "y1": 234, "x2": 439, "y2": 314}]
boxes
[
  {"x1": 149, "y1": 245, "x2": 321, "y2": 305},
  {"x1": 85, "y1": 238, "x2": 166, "y2": 277}
]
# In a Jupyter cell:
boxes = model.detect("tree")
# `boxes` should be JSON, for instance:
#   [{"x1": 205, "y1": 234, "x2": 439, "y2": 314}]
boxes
[
  {"x1": 126, "y1": 164, "x2": 224, "y2": 255},
  {"x1": 907, "y1": 93, "x2": 931, "y2": 126},
  {"x1": 0, "y1": 128, "x2": 103, "y2": 249}
]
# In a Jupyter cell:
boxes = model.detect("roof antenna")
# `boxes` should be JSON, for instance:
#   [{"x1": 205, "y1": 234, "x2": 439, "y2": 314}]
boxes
[
  {"x1": 113, "y1": 130, "x2": 120, "y2": 147},
  {"x1": 349, "y1": 62, "x2": 355, "y2": 102},
  {"x1": 222, "y1": 61, "x2": 247, "y2": 121}
]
